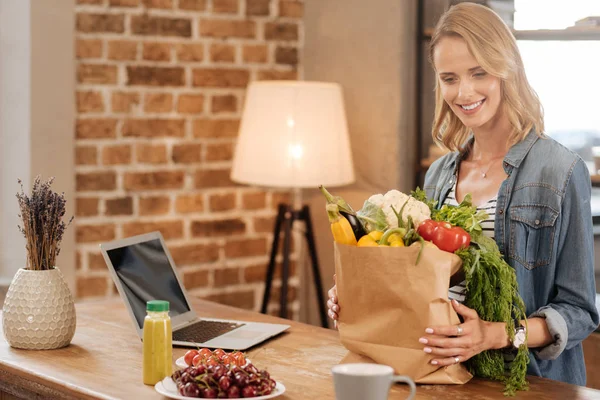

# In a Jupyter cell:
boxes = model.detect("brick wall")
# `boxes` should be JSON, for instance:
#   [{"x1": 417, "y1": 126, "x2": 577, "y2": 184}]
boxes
[{"x1": 74, "y1": 0, "x2": 303, "y2": 318}]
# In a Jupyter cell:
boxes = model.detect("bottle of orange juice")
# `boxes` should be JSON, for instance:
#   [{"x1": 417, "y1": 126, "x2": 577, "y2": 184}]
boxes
[{"x1": 143, "y1": 300, "x2": 172, "y2": 385}]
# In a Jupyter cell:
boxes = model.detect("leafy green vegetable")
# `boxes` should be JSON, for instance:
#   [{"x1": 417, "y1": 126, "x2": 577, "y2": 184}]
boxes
[
  {"x1": 412, "y1": 187, "x2": 437, "y2": 211},
  {"x1": 456, "y1": 233, "x2": 529, "y2": 396},
  {"x1": 428, "y1": 192, "x2": 529, "y2": 396},
  {"x1": 432, "y1": 193, "x2": 488, "y2": 234},
  {"x1": 356, "y1": 200, "x2": 388, "y2": 232}
]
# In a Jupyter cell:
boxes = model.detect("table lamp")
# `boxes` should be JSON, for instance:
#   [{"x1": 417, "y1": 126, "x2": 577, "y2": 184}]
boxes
[{"x1": 231, "y1": 81, "x2": 354, "y2": 327}]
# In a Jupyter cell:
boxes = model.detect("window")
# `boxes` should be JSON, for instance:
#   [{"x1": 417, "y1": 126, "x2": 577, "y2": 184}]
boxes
[{"x1": 515, "y1": 0, "x2": 600, "y2": 174}]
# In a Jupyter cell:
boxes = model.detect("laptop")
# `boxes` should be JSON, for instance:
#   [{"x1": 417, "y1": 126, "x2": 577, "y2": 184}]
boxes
[{"x1": 99, "y1": 231, "x2": 290, "y2": 350}]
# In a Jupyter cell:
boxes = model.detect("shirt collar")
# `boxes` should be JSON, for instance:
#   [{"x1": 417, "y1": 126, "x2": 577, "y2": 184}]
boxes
[
  {"x1": 503, "y1": 129, "x2": 539, "y2": 168},
  {"x1": 442, "y1": 136, "x2": 472, "y2": 171}
]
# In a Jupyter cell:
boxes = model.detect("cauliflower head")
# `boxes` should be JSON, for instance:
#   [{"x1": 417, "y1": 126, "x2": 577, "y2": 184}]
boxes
[
  {"x1": 366, "y1": 193, "x2": 384, "y2": 208},
  {"x1": 357, "y1": 189, "x2": 431, "y2": 232},
  {"x1": 381, "y1": 190, "x2": 430, "y2": 229}
]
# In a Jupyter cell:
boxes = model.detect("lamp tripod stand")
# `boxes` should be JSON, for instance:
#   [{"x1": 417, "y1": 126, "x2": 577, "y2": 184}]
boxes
[{"x1": 260, "y1": 203, "x2": 329, "y2": 328}]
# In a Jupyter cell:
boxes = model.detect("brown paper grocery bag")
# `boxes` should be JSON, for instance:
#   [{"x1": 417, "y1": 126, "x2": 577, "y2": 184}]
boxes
[{"x1": 334, "y1": 242, "x2": 473, "y2": 384}]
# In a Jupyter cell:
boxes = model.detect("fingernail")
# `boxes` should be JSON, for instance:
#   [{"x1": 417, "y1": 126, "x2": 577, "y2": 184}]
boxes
[
  {"x1": 418, "y1": 338, "x2": 428, "y2": 344},
  {"x1": 333, "y1": 305, "x2": 339, "y2": 312},
  {"x1": 425, "y1": 328, "x2": 434, "y2": 334},
  {"x1": 431, "y1": 360, "x2": 438, "y2": 365},
  {"x1": 423, "y1": 347, "x2": 432, "y2": 353},
  {"x1": 453, "y1": 299, "x2": 459, "y2": 306}
]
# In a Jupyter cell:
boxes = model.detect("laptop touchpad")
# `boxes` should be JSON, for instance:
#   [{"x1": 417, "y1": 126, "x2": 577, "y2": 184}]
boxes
[{"x1": 225, "y1": 330, "x2": 264, "y2": 339}]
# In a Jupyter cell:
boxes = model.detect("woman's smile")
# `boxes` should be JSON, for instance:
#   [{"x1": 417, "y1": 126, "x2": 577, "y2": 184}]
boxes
[{"x1": 457, "y1": 99, "x2": 485, "y2": 115}]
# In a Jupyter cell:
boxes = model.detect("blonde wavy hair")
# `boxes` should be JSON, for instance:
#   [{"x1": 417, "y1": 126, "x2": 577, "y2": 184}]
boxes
[{"x1": 428, "y1": 3, "x2": 544, "y2": 151}]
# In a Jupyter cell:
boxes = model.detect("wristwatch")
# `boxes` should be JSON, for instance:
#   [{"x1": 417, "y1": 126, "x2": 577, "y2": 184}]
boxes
[{"x1": 512, "y1": 323, "x2": 527, "y2": 349}]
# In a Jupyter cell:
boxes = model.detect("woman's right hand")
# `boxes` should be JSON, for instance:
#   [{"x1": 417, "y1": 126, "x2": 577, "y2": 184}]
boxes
[{"x1": 327, "y1": 274, "x2": 340, "y2": 329}]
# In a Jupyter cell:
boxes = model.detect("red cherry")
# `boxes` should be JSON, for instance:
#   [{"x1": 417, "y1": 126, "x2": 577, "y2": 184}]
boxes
[
  {"x1": 219, "y1": 375, "x2": 231, "y2": 391},
  {"x1": 184, "y1": 350, "x2": 199, "y2": 366},
  {"x1": 213, "y1": 348, "x2": 226, "y2": 360},
  {"x1": 183, "y1": 382, "x2": 200, "y2": 397},
  {"x1": 199, "y1": 347, "x2": 213, "y2": 358},
  {"x1": 241, "y1": 386, "x2": 256, "y2": 397},
  {"x1": 227, "y1": 385, "x2": 241, "y2": 398},
  {"x1": 192, "y1": 354, "x2": 203, "y2": 367}
]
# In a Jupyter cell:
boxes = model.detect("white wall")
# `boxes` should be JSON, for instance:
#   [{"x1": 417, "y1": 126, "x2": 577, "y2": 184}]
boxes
[
  {"x1": 301, "y1": 0, "x2": 417, "y2": 326},
  {"x1": 304, "y1": 0, "x2": 418, "y2": 193},
  {"x1": 0, "y1": 0, "x2": 33, "y2": 285},
  {"x1": 0, "y1": 0, "x2": 75, "y2": 291}
]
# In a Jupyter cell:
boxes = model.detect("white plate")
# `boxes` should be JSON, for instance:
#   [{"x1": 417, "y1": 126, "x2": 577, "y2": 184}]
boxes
[
  {"x1": 175, "y1": 356, "x2": 251, "y2": 369},
  {"x1": 175, "y1": 356, "x2": 189, "y2": 369},
  {"x1": 155, "y1": 377, "x2": 285, "y2": 400}
]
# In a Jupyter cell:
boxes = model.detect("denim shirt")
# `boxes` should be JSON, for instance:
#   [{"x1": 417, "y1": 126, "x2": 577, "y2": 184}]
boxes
[{"x1": 424, "y1": 131, "x2": 599, "y2": 386}]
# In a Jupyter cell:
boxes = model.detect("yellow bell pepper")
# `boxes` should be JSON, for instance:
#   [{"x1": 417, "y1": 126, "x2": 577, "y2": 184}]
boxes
[
  {"x1": 368, "y1": 231, "x2": 384, "y2": 242},
  {"x1": 357, "y1": 235, "x2": 379, "y2": 247},
  {"x1": 379, "y1": 227, "x2": 407, "y2": 246},
  {"x1": 386, "y1": 233, "x2": 403, "y2": 244}
]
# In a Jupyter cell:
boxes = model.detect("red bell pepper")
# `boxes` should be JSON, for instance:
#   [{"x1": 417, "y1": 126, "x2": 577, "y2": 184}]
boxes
[
  {"x1": 417, "y1": 220, "x2": 442, "y2": 242},
  {"x1": 417, "y1": 219, "x2": 470, "y2": 253}
]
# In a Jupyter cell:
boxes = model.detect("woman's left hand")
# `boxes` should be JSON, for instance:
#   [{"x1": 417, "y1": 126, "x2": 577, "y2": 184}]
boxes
[{"x1": 419, "y1": 299, "x2": 506, "y2": 366}]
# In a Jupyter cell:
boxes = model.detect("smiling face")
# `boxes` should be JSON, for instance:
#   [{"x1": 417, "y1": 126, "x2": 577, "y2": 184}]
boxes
[{"x1": 433, "y1": 36, "x2": 503, "y2": 131}]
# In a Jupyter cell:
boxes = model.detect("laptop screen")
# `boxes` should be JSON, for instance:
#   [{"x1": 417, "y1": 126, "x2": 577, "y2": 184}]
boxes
[{"x1": 106, "y1": 238, "x2": 191, "y2": 329}]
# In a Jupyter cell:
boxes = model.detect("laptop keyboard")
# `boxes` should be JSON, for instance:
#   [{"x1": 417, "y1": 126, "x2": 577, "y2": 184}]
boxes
[{"x1": 173, "y1": 320, "x2": 245, "y2": 344}]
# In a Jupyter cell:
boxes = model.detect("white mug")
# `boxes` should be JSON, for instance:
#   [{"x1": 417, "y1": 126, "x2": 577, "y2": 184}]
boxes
[{"x1": 331, "y1": 363, "x2": 416, "y2": 400}]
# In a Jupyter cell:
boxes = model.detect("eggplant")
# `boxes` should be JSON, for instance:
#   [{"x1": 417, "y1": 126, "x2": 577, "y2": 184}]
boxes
[{"x1": 339, "y1": 210, "x2": 367, "y2": 241}]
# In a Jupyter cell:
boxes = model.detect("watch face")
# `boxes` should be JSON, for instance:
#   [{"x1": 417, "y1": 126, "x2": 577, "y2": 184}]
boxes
[{"x1": 514, "y1": 329, "x2": 526, "y2": 347}]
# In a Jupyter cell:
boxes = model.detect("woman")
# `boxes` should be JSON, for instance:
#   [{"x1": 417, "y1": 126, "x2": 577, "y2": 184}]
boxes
[{"x1": 327, "y1": 2, "x2": 599, "y2": 386}]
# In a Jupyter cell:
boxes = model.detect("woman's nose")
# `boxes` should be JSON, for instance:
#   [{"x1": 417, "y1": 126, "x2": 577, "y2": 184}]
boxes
[{"x1": 458, "y1": 79, "x2": 475, "y2": 100}]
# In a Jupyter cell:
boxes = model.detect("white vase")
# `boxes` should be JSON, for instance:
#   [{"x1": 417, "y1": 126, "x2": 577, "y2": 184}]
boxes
[{"x1": 2, "y1": 268, "x2": 76, "y2": 350}]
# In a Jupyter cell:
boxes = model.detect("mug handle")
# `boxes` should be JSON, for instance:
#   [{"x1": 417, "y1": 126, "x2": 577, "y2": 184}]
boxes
[{"x1": 391, "y1": 375, "x2": 416, "y2": 400}]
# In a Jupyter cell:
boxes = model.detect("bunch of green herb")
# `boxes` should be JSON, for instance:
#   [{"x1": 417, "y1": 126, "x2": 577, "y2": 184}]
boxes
[
  {"x1": 16, "y1": 176, "x2": 73, "y2": 271},
  {"x1": 413, "y1": 188, "x2": 529, "y2": 396},
  {"x1": 433, "y1": 194, "x2": 489, "y2": 234}
]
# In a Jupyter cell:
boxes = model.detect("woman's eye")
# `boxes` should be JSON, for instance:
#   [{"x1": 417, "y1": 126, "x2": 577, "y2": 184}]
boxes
[
  {"x1": 442, "y1": 77, "x2": 455, "y2": 83},
  {"x1": 474, "y1": 72, "x2": 487, "y2": 77}
]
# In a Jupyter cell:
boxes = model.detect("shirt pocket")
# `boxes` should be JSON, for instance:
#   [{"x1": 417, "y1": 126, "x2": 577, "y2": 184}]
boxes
[{"x1": 508, "y1": 204, "x2": 559, "y2": 270}]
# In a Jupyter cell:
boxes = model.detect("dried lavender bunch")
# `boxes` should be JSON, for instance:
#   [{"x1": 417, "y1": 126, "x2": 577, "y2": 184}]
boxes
[{"x1": 16, "y1": 176, "x2": 74, "y2": 271}]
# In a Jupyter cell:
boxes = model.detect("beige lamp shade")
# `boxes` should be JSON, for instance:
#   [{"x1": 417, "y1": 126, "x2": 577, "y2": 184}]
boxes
[{"x1": 231, "y1": 81, "x2": 355, "y2": 188}]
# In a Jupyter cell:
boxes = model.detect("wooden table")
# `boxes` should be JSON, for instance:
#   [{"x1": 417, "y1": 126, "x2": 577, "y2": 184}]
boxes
[{"x1": 1, "y1": 299, "x2": 600, "y2": 400}]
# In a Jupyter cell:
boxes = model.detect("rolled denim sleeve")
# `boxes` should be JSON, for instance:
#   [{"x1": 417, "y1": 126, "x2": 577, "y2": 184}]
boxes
[
  {"x1": 529, "y1": 306, "x2": 568, "y2": 360},
  {"x1": 531, "y1": 158, "x2": 600, "y2": 360}
]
